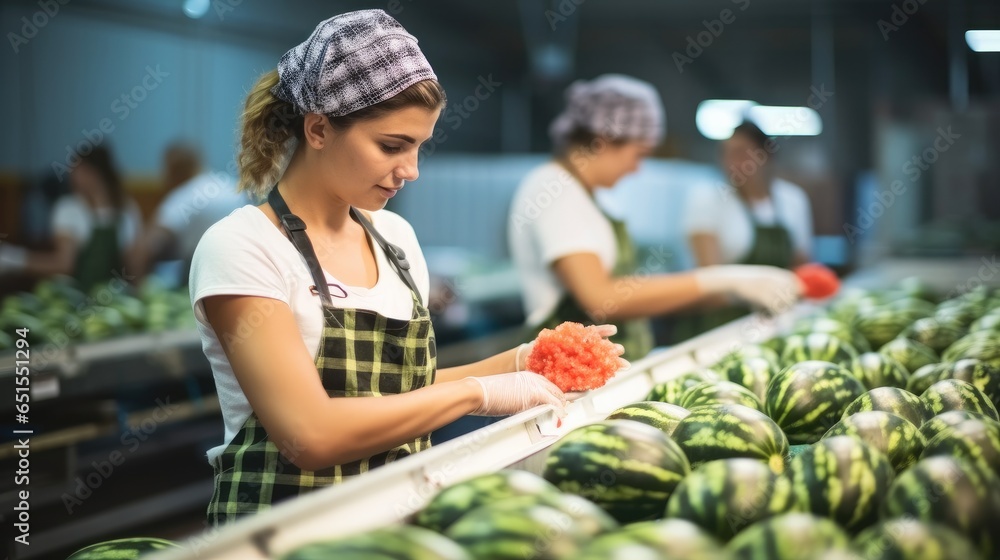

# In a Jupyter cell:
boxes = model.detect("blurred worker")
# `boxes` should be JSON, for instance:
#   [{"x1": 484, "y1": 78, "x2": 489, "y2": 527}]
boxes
[
  {"x1": 679, "y1": 120, "x2": 814, "y2": 333},
  {"x1": 508, "y1": 75, "x2": 803, "y2": 360},
  {"x1": 132, "y1": 141, "x2": 248, "y2": 285},
  {"x1": 0, "y1": 145, "x2": 142, "y2": 291}
]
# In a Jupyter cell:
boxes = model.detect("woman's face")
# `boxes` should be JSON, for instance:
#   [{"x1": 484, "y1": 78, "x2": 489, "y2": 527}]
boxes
[
  {"x1": 590, "y1": 140, "x2": 654, "y2": 188},
  {"x1": 721, "y1": 132, "x2": 768, "y2": 187},
  {"x1": 316, "y1": 105, "x2": 441, "y2": 212},
  {"x1": 69, "y1": 162, "x2": 104, "y2": 199}
]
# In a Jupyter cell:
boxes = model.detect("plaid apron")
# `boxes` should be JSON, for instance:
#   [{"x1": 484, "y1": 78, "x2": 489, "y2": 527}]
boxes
[{"x1": 206, "y1": 189, "x2": 435, "y2": 525}]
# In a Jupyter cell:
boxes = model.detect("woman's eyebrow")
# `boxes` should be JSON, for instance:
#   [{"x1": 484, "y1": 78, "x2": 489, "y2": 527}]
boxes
[{"x1": 382, "y1": 133, "x2": 416, "y2": 143}]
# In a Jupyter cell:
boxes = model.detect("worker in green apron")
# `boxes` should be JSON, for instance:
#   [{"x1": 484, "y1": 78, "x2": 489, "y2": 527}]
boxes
[
  {"x1": 189, "y1": 10, "x2": 624, "y2": 525},
  {"x1": 0, "y1": 146, "x2": 136, "y2": 292},
  {"x1": 508, "y1": 75, "x2": 805, "y2": 366},
  {"x1": 680, "y1": 120, "x2": 813, "y2": 336}
]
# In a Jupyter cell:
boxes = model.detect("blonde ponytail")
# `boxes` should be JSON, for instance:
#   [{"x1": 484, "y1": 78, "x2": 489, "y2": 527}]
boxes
[{"x1": 237, "y1": 70, "x2": 301, "y2": 199}]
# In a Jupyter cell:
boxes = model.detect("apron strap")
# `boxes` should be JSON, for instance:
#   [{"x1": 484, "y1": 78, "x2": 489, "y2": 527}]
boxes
[{"x1": 267, "y1": 186, "x2": 423, "y2": 307}]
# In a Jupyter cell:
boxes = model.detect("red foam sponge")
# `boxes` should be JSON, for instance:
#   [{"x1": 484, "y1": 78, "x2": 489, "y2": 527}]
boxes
[
  {"x1": 526, "y1": 322, "x2": 621, "y2": 392},
  {"x1": 795, "y1": 263, "x2": 840, "y2": 300}
]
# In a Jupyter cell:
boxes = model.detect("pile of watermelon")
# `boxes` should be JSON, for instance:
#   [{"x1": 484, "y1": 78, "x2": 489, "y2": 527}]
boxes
[
  {"x1": 279, "y1": 279, "x2": 1000, "y2": 559},
  {"x1": 0, "y1": 276, "x2": 195, "y2": 351}
]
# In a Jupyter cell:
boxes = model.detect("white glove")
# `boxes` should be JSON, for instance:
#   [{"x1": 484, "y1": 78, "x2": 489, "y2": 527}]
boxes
[
  {"x1": 694, "y1": 265, "x2": 802, "y2": 315},
  {"x1": 467, "y1": 372, "x2": 567, "y2": 417},
  {"x1": 0, "y1": 244, "x2": 28, "y2": 275}
]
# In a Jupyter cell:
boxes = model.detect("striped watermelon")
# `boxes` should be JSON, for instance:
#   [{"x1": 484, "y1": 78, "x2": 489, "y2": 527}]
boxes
[
  {"x1": 828, "y1": 289, "x2": 881, "y2": 325},
  {"x1": 885, "y1": 296, "x2": 937, "y2": 323},
  {"x1": 823, "y1": 410, "x2": 926, "y2": 472},
  {"x1": 665, "y1": 458, "x2": 793, "y2": 541},
  {"x1": 780, "y1": 333, "x2": 859, "y2": 368},
  {"x1": 920, "y1": 410, "x2": 996, "y2": 442},
  {"x1": 542, "y1": 420, "x2": 690, "y2": 523},
  {"x1": 764, "y1": 360, "x2": 866, "y2": 444},
  {"x1": 680, "y1": 381, "x2": 763, "y2": 412},
  {"x1": 850, "y1": 352, "x2": 910, "y2": 390},
  {"x1": 414, "y1": 470, "x2": 561, "y2": 533},
  {"x1": 948, "y1": 358, "x2": 1000, "y2": 410},
  {"x1": 762, "y1": 336, "x2": 786, "y2": 357},
  {"x1": 854, "y1": 306, "x2": 913, "y2": 349},
  {"x1": 725, "y1": 513, "x2": 852, "y2": 560},
  {"x1": 907, "y1": 363, "x2": 951, "y2": 396},
  {"x1": 787, "y1": 436, "x2": 895, "y2": 532},
  {"x1": 66, "y1": 539, "x2": 181, "y2": 560},
  {"x1": 670, "y1": 404, "x2": 790, "y2": 473},
  {"x1": 647, "y1": 371, "x2": 711, "y2": 405},
  {"x1": 606, "y1": 401, "x2": 689, "y2": 436},
  {"x1": 715, "y1": 345, "x2": 782, "y2": 370},
  {"x1": 444, "y1": 496, "x2": 612, "y2": 560},
  {"x1": 921, "y1": 379, "x2": 1000, "y2": 421},
  {"x1": 942, "y1": 330, "x2": 1000, "y2": 367},
  {"x1": 934, "y1": 304, "x2": 980, "y2": 331},
  {"x1": 577, "y1": 519, "x2": 728, "y2": 560},
  {"x1": 902, "y1": 317, "x2": 965, "y2": 354},
  {"x1": 853, "y1": 519, "x2": 983, "y2": 560},
  {"x1": 896, "y1": 276, "x2": 940, "y2": 303},
  {"x1": 970, "y1": 311, "x2": 1000, "y2": 333},
  {"x1": 719, "y1": 356, "x2": 777, "y2": 401},
  {"x1": 921, "y1": 417, "x2": 1000, "y2": 478},
  {"x1": 842, "y1": 387, "x2": 934, "y2": 429},
  {"x1": 793, "y1": 316, "x2": 872, "y2": 353},
  {"x1": 881, "y1": 456, "x2": 1000, "y2": 557},
  {"x1": 879, "y1": 338, "x2": 940, "y2": 376},
  {"x1": 285, "y1": 526, "x2": 470, "y2": 560}
]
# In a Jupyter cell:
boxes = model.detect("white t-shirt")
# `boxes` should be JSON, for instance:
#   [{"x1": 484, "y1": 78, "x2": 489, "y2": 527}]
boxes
[
  {"x1": 683, "y1": 178, "x2": 813, "y2": 264},
  {"x1": 51, "y1": 194, "x2": 142, "y2": 249},
  {"x1": 189, "y1": 205, "x2": 430, "y2": 463},
  {"x1": 508, "y1": 162, "x2": 618, "y2": 327},
  {"x1": 155, "y1": 172, "x2": 249, "y2": 259}
]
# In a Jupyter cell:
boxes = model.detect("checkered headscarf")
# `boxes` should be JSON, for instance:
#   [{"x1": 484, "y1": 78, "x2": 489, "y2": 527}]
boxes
[
  {"x1": 549, "y1": 74, "x2": 665, "y2": 149},
  {"x1": 271, "y1": 9, "x2": 437, "y2": 117}
]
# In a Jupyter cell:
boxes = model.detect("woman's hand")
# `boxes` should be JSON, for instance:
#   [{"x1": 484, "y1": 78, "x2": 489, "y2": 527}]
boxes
[
  {"x1": 518, "y1": 324, "x2": 629, "y2": 373},
  {"x1": 467, "y1": 372, "x2": 567, "y2": 416}
]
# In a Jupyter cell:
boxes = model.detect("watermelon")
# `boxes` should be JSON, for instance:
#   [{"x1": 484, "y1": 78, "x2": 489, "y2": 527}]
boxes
[
  {"x1": 920, "y1": 417, "x2": 1000, "y2": 477},
  {"x1": 793, "y1": 316, "x2": 871, "y2": 353},
  {"x1": 680, "y1": 381, "x2": 763, "y2": 412},
  {"x1": 761, "y1": 336, "x2": 786, "y2": 357},
  {"x1": 934, "y1": 304, "x2": 980, "y2": 331},
  {"x1": 969, "y1": 312, "x2": 1000, "y2": 333},
  {"x1": 829, "y1": 289, "x2": 881, "y2": 325},
  {"x1": 764, "y1": 361, "x2": 866, "y2": 444},
  {"x1": 920, "y1": 410, "x2": 996, "y2": 442},
  {"x1": 66, "y1": 538, "x2": 182, "y2": 560},
  {"x1": 780, "y1": 333, "x2": 859, "y2": 368},
  {"x1": 577, "y1": 519, "x2": 728, "y2": 560},
  {"x1": 718, "y1": 356, "x2": 777, "y2": 401},
  {"x1": 714, "y1": 345, "x2": 782, "y2": 370},
  {"x1": 414, "y1": 470, "x2": 560, "y2": 533},
  {"x1": 854, "y1": 306, "x2": 915, "y2": 349},
  {"x1": 606, "y1": 402, "x2": 689, "y2": 436},
  {"x1": 823, "y1": 410, "x2": 926, "y2": 471},
  {"x1": 921, "y1": 379, "x2": 1000, "y2": 421},
  {"x1": 947, "y1": 359, "x2": 1000, "y2": 410},
  {"x1": 942, "y1": 330, "x2": 1000, "y2": 367},
  {"x1": 907, "y1": 363, "x2": 952, "y2": 396},
  {"x1": 879, "y1": 338, "x2": 940, "y2": 376},
  {"x1": 445, "y1": 498, "x2": 605, "y2": 560},
  {"x1": 670, "y1": 404, "x2": 789, "y2": 473},
  {"x1": 285, "y1": 526, "x2": 469, "y2": 560},
  {"x1": 787, "y1": 436, "x2": 895, "y2": 532},
  {"x1": 853, "y1": 519, "x2": 984, "y2": 560},
  {"x1": 881, "y1": 456, "x2": 1000, "y2": 557},
  {"x1": 842, "y1": 387, "x2": 934, "y2": 429},
  {"x1": 647, "y1": 371, "x2": 711, "y2": 405},
  {"x1": 725, "y1": 513, "x2": 852, "y2": 559},
  {"x1": 885, "y1": 297, "x2": 937, "y2": 322},
  {"x1": 850, "y1": 352, "x2": 910, "y2": 390},
  {"x1": 542, "y1": 420, "x2": 690, "y2": 523},
  {"x1": 896, "y1": 276, "x2": 940, "y2": 303},
  {"x1": 665, "y1": 458, "x2": 792, "y2": 541},
  {"x1": 901, "y1": 317, "x2": 965, "y2": 354}
]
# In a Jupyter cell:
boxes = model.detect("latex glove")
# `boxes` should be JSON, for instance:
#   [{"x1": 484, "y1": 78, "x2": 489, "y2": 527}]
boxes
[
  {"x1": 694, "y1": 265, "x2": 802, "y2": 316},
  {"x1": 0, "y1": 244, "x2": 28, "y2": 275},
  {"x1": 467, "y1": 371, "x2": 568, "y2": 417},
  {"x1": 517, "y1": 324, "x2": 630, "y2": 374}
]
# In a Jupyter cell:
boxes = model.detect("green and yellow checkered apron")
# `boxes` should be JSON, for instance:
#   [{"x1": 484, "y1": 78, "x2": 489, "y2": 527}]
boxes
[{"x1": 206, "y1": 189, "x2": 436, "y2": 525}]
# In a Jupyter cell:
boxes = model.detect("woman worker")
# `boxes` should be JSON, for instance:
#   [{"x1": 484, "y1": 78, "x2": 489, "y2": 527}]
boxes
[
  {"x1": 190, "y1": 10, "x2": 620, "y2": 525},
  {"x1": 508, "y1": 75, "x2": 803, "y2": 360},
  {"x1": 681, "y1": 120, "x2": 814, "y2": 333},
  {"x1": 0, "y1": 146, "x2": 143, "y2": 291}
]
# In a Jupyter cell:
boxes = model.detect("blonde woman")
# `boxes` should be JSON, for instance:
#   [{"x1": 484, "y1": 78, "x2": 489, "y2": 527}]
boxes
[{"x1": 189, "y1": 10, "x2": 620, "y2": 524}]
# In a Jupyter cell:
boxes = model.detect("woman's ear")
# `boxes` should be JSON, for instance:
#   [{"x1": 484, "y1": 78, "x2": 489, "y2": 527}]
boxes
[{"x1": 302, "y1": 113, "x2": 331, "y2": 150}]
